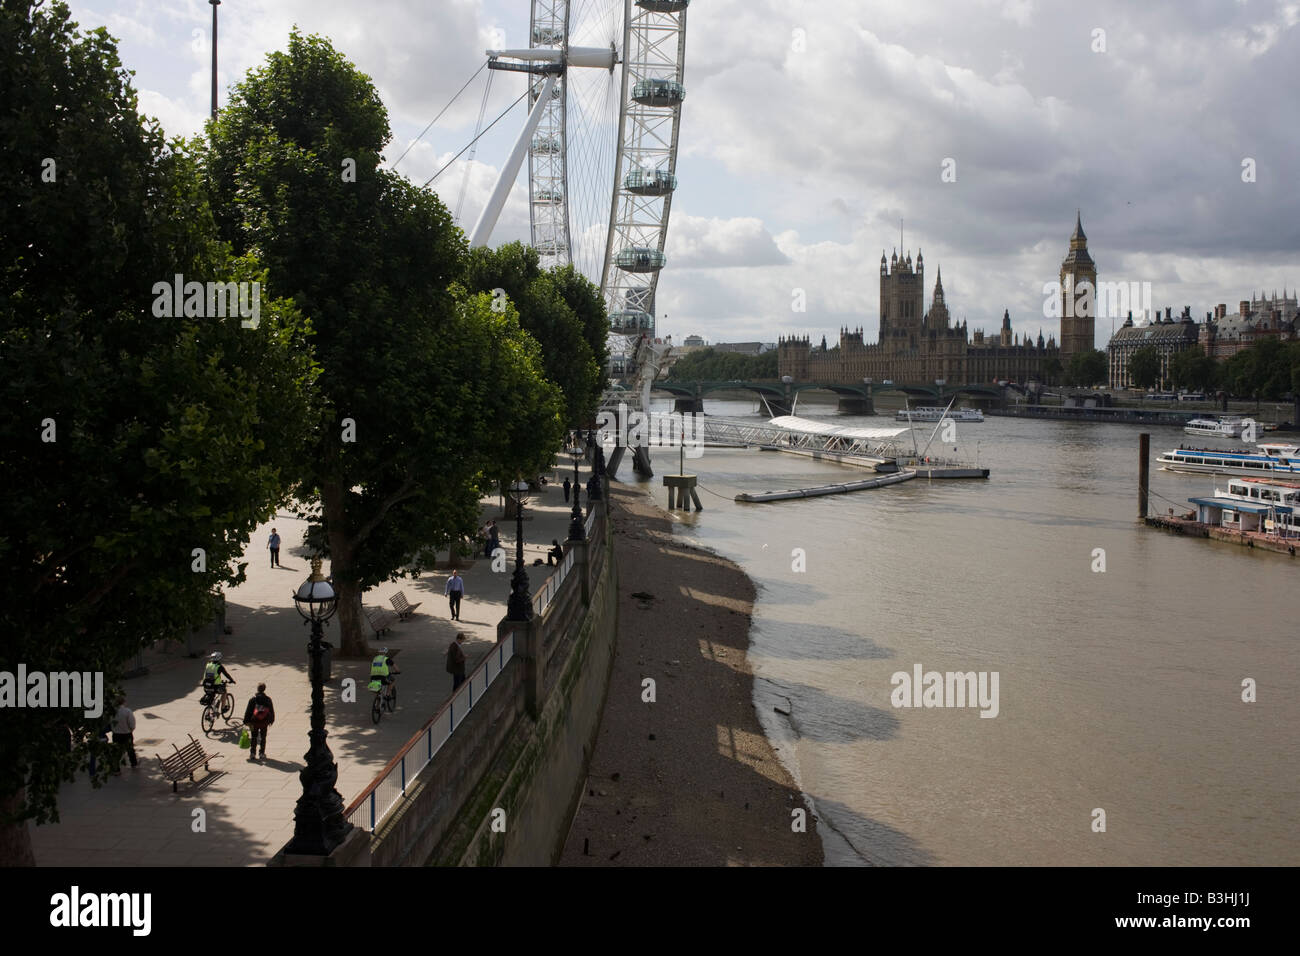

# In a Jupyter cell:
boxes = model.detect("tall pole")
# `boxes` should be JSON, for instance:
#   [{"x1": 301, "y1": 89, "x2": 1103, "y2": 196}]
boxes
[
  {"x1": 506, "y1": 487, "x2": 533, "y2": 621},
  {"x1": 1138, "y1": 433, "x2": 1150, "y2": 520},
  {"x1": 285, "y1": 615, "x2": 350, "y2": 855},
  {"x1": 568, "y1": 449, "x2": 585, "y2": 540},
  {"x1": 209, "y1": 0, "x2": 221, "y2": 121}
]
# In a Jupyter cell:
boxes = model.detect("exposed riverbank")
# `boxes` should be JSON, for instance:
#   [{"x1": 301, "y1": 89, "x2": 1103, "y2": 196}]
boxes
[{"x1": 557, "y1": 483, "x2": 822, "y2": 866}]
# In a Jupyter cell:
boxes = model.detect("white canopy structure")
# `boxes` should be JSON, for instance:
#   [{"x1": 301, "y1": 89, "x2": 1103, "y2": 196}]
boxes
[{"x1": 768, "y1": 416, "x2": 910, "y2": 441}]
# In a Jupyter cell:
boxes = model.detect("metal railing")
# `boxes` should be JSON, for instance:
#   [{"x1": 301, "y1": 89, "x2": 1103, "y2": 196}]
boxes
[
  {"x1": 533, "y1": 547, "x2": 574, "y2": 617},
  {"x1": 343, "y1": 630, "x2": 518, "y2": 833}
]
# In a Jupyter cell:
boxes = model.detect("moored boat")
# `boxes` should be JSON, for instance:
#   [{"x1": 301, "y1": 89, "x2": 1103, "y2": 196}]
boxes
[
  {"x1": 895, "y1": 406, "x2": 984, "y2": 422},
  {"x1": 1188, "y1": 476, "x2": 1300, "y2": 535},
  {"x1": 1184, "y1": 416, "x2": 1247, "y2": 438},
  {"x1": 1157, "y1": 441, "x2": 1300, "y2": 477}
]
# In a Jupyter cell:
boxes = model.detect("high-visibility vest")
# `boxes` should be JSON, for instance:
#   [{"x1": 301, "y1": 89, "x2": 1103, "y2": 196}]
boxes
[
  {"x1": 204, "y1": 661, "x2": 224, "y2": 685},
  {"x1": 370, "y1": 655, "x2": 390, "y2": 678}
]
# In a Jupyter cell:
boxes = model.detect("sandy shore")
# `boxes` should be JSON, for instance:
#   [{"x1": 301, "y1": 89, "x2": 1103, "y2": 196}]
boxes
[{"x1": 558, "y1": 482, "x2": 822, "y2": 866}]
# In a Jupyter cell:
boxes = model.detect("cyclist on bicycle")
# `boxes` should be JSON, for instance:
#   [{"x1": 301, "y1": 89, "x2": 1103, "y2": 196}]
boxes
[
  {"x1": 201, "y1": 652, "x2": 235, "y2": 705},
  {"x1": 369, "y1": 648, "x2": 399, "y2": 704}
]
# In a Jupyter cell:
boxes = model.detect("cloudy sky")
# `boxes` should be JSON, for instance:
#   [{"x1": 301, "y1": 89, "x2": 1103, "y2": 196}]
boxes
[{"x1": 63, "y1": 0, "x2": 1300, "y2": 349}]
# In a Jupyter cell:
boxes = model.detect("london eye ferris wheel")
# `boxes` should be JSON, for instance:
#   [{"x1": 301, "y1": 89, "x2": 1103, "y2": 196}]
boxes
[{"x1": 467, "y1": 1, "x2": 690, "y2": 382}]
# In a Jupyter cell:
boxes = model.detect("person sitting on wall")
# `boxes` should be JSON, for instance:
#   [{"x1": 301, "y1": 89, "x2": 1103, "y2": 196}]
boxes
[{"x1": 546, "y1": 539, "x2": 564, "y2": 566}]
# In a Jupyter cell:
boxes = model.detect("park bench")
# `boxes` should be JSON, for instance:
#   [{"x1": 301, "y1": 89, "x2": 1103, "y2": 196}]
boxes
[
  {"x1": 389, "y1": 591, "x2": 422, "y2": 620},
  {"x1": 364, "y1": 605, "x2": 400, "y2": 636},
  {"x1": 156, "y1": 734, "x2": 222, "y2": 792}
]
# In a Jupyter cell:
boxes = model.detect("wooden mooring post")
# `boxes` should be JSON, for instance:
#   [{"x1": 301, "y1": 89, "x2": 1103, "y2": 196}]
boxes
[{"x1": 1138, "y1": 432, "x2": 1150, "y2": 519}]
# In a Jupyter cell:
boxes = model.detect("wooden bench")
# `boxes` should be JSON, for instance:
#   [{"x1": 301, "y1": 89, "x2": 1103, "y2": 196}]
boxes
[
  {"x1": 156, "y1": 733, "x2": 223, "y2": 792},
  {"x1": 365, "y1": 606, "x2": 400, "y2": 636},
  {"x1": 389, "y1": 591, "x2": 422, "y2": 620}
]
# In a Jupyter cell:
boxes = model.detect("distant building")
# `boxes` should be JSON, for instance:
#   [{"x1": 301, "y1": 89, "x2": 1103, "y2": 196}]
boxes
[
  {"x1": 1106, "y1": 307, "x2": 1199, "y2": 388},
  {"x1": 713, "y1": 341, "x2": 766, "y2": 356},
  {"x1": 777, "y1": 224, "x2": 1076, "y2": 385},
  {"x1": 1058, "y1": 211, "x2": 1098, "y2": 370},
  {"x1": 683, "y1": 334, "x2": 706, "y2": 347},
  {"x1": 1199, "y1": 292, "x2": 1297, "y2": 360}
]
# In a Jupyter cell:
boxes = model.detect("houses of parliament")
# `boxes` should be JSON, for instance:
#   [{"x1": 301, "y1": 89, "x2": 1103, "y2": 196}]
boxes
[{"x1": 777, "y1": 215, "x2": 1097, "y2": 385}]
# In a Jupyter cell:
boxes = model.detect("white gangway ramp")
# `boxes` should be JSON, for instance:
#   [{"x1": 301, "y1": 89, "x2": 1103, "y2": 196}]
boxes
[{"x1": 683, "y1": 414, "x2": 909, "y2": 458}]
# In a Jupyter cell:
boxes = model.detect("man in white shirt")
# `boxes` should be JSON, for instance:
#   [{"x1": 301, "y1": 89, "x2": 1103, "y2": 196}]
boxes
[
  {"x1": 445, "y1": 570, "x2": 465, "y2": 621},
  {"x1": 111, "y1": 696, "x2": 138, "y2": 770}
]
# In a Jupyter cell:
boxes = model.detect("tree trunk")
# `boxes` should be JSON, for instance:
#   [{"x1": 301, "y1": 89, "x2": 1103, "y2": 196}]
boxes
[
  {"x1": 332, "y1": 575, "x2": 369, "y2": 659},
  {"x1": 321, "y1": 480, "x2": 370, "y2": 659},
  {"x1": 0, "y1": 792, "x2": 36, "y2": 866}
]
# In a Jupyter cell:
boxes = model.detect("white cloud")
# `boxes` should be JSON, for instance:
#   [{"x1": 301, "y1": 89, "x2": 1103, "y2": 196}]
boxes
[{"x1": 667, "y1": 216, "x2": 790, "y2": 269}]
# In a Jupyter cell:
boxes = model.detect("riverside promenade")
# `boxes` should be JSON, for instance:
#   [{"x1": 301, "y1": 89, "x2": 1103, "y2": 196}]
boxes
[{"x1": 29, "y1": 464, "x2": 589, "y2": 866}]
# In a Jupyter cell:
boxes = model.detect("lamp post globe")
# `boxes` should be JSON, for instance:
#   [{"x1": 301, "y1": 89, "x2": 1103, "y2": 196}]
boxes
[{"x1": 284, "y1": 555, "x2": 351, "y2": 856}]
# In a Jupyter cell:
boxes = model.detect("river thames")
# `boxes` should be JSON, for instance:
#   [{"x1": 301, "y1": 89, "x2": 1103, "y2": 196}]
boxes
[{"x1": 636, "y1": 397, "x2": 1299, "y2": 866}]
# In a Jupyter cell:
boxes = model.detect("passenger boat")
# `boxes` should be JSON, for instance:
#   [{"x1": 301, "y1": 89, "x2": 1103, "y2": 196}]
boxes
[
  {"x1": 1157, "y1": 442, "x2": 1300, "y2": 477},
  {"x1": 895, "y1": 406, "x2": 984, "y2": 422},
  {"x1": 1184, "y1": 416, "x2": 1246, "y2": 438},
  {"x1": 1188, "y1": 476, "x2": 1300, "y2": 535}
]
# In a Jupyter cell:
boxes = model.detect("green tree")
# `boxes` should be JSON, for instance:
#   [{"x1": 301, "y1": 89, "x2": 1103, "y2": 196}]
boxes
[
  {"x1": 1128, "y1": 346, "x2": 1161, "y2": 390},
  {"x1": 0, "y1": 1, "x2": 318, "y2": 861},
  {"x1": 1169, "y1": 345, "x2": 1217, "y2": 393},
  {"x1": 1041, "y1": 356, "x2": 1063, "y2": 387},
  {"x1": 665, "y1": 347, "x2": 778, "y2": 381},
  {"x1": 206, "y1": 32, "x2": 564, "y2": 658},
  {"x1": 463, "y1": 243, "x2": 602, "y2": 427},
  {"x1": 1065, "y1": 349, "x2": 1109, "y2": 387},
  {"x1": 549, "y1": 263, "x2": 610, "y2": 396}
]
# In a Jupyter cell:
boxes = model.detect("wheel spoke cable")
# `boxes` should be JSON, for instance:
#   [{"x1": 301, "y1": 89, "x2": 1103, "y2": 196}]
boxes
[{"x1": 390, "y1": 61, "x2": 488, "y2": 172}]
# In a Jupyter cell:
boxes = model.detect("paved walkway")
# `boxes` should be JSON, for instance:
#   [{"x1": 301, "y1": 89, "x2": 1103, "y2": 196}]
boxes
[{"x1": 30, "y1": 462, "x2": 591, "y2": 866}]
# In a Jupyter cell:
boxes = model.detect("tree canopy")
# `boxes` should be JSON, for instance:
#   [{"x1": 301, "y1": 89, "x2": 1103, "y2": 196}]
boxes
[
  {"x1": 665, "y1": 347, "x2": 779, "y2": 382},
  {"x1": 462, "y1": 243, "x2": 604, "y2": 427},
  {"x1": 206, "y1": 32, "x2": 564, "y2": 656},
  {"x1": 0, "y1": 0, "x2": 318, "y2": 849},
  {"x1": 1062, "y1": 349, "x2": 1107, "y2": 387},
  {"x1": 1220, "y1": 337, "x2": 1300, "y2": 401},
  {"x1": 1169, "y1": 345, "x2": 1218, "y2": 393},
  {"x1": 1127, "y1": 346, "x2": 1162, "y2": 390}
]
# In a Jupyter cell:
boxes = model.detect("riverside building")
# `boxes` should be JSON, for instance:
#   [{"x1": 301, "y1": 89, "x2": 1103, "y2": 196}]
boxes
[{"x1": 777, "y1": 215, "x2": 1107, "y2": 385}]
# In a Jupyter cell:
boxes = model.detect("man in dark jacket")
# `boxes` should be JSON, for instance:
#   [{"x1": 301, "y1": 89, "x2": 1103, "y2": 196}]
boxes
[
  {"x1": 446, "y1": 633, "x2": 467, "y2": 690},
  {"x1": 243, "y1": 683, "x2": 275, "y2": 761}
]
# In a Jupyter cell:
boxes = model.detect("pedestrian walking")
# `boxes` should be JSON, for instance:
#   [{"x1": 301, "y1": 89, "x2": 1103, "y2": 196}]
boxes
[
  {"x1": 445, "y1": 570, "x2": 464, "y2": 621},
  {"x1": 446, "y1": 632, "x2": 467, "y2": 690},
  {"x1": 111, "y1": 696, "x2": 138, "y2": 770},
  {"x1": 563, "y1": 477, "x2": 571, "y2": 502},
  {"x1": 86, "y1": 723, "x2": 109, "y2": 778},
  {"x1": 268, "y1": 527, "x2": 281, "y2": 567},
  {"x1": 243, "y1": 683, "x2": 275, "y2": 761}
]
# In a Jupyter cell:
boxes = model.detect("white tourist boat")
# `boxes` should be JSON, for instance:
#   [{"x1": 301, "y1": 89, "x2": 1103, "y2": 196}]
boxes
[
  {"x1": 895, "y1": 406, "x2": 984, "y2": 422},
  {"x1": 1188, "y1": 476, "x2": 1300, "y2": 535},
  {"x1": 1157, "y1": 442, "x2": 1300, "y2": 477},
  {"x1": 1184, "y1": 416, "x2": 1247, "y2": 438}
]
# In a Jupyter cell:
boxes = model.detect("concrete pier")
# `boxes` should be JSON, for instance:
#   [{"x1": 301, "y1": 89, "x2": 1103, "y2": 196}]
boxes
[
  {"x1": 836, "y1": 396, "x2": 874, "y2": 415},
  {"x1": 663, "y1": 473, "x2": 703, "y2": 511}
]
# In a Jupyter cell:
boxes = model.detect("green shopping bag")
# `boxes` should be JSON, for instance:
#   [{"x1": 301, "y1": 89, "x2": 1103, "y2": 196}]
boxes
[{"x1": 238, "y1": 728, "x2": 251, "y2": 749}]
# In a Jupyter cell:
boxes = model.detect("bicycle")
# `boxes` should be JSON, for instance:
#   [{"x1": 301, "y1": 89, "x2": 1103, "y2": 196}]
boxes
[
  {"x1": 370, "y1": 676, "x2": 398, "y2": 724},
  {"x1": 200, "y1": 681, "x2": 236, "y2": 736}
]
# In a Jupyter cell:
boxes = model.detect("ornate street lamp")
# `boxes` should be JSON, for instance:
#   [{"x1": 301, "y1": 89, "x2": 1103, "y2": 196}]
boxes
[
  {"x1": 284, "y1": 556, "x2": 351, "y2": 856},
  {"x1": 586, "y1": 429, "x2": 603, "y2": 501},
  {"x1": 506, "y1": 479, "x2": 534, "y2": 621},
  {"x1": 567, "y1": 441, "x2": 586, "y2": 541}
]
